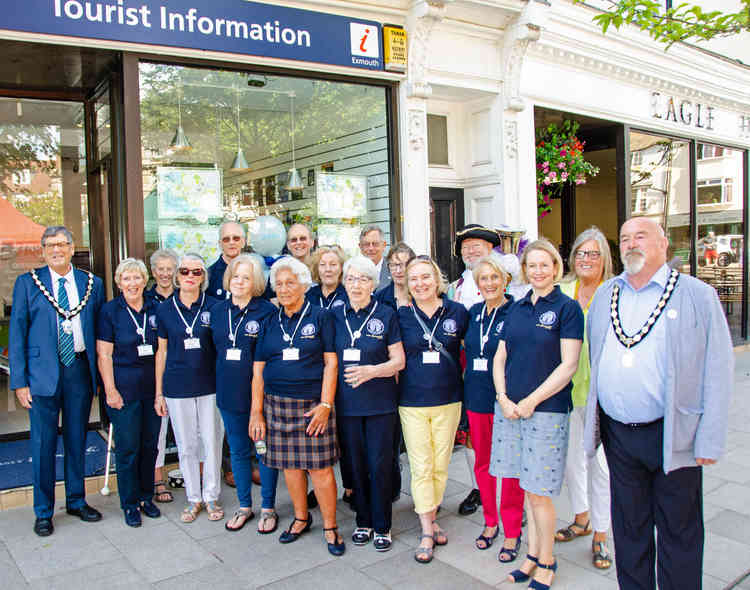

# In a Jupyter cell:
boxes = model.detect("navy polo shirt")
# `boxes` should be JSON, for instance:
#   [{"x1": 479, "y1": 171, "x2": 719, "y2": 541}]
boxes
[
  {"x1": 500, "y1": 285, "x2": 584, "y2": 413},
  {"x1": 210, "y1": 297, "x2": 276, "y2": 413},
  {"x1": 397, "y1": 296, "x2": 469, "y2": 407},
  {"x1": 262, "y1": 278, "x2": 276, "y2": 301},
  {"x1": 156, "y1": 293, "x2": 219, "y2": 398},
  {"x1": 333, "y1": 300, "x2": 402, "y2": 416},
  {"x1": 207, "y1": 257, "x2": 229, "y2": 299},
  {"x1": 144, "y1": 286, "x2": 173, "y2": 305},
  {"x1": 463, "y1": 297, "x2": 514, "y2": 414},
  {"x1": 374, "y1": 282, "x2": 397, "y2": 311},
  {"x1": 256, "y1": 303, "x2": 336, "y2": 400},
  {"x1": 305, "y1": 283, "x2": 348, "y2": 311},
  {"x1": 97, "y1": 295, "x2": 159, "y2": 403}
]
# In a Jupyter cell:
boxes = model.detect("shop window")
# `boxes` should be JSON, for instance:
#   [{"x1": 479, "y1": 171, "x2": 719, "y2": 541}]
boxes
[
  {"x1": 427, "y1": 114, "x2": 449, "y2": 166},
  {"x1": 697, "y1": 178, "x2": 733, "y2": 206},
  {"x1": 139, "y1": 64, "x2": 392, "y2": 264},
  {"x1": 698, "y1": 144, "x2": 725, "y2": 160}
]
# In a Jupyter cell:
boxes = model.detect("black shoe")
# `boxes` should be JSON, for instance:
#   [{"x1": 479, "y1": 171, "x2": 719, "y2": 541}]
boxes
[
  {"x1": 279, "y1": 514, "x2": 312, "y2": 544},
  {"x1": 458, "y1": 489, "x2": 481, "y2": 516},
  {"x1": 352, "y1": 527, "x2": 374, "y2": 545},
  {"x1": 324, "y1": 526, "x2": 346, "y2": 556},
  {"x1": 140, "y1": 500, "x2": 161, "y2": 519},
  {"x1": 307, "y1": 489, "x2": 318, "y2": 509},
  {"x1": 66, "y1": 504, "x2": 103, "y2": 522},
  {"x1": 124, "y1": 508, "x2": 142, "y2": 528},
  {"x1": 342, "y1": 491, "x2": 355, "y2": 509},
  {"x1": 33, "y1": 517, "x2": 53, "y2": 537}
]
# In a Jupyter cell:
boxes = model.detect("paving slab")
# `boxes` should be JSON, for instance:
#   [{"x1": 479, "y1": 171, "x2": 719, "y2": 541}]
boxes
[
  {"x1": 154, "y1": 563, "x2": 252, "y2": 590},
  {"x1": 259, "y1": 558, "x2": 388, "y2": 590},
  {"x1": 27, "y1": 558, "x2": 152, "y2": 590}
]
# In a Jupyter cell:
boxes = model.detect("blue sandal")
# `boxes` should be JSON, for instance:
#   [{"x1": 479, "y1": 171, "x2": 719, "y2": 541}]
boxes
[
  {"x1": 528, "y1": 559, "x2": 557, "y2": 590},
  {"x1": 507, "y1": 554, "x2": 538, "y2": 583},
  {"x1": 475, "y1": 525, "x2": 499, "y2": 550},
  {"x1": 498, "y1": 531, "x2": 522, "y2": 562}
]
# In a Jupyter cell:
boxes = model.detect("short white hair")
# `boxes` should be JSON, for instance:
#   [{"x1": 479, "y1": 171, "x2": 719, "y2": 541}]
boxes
[
  {"x1": 343, "y1": 255, "x2": 379, "y2": 284},
  {"x1": 269, "y1": 255, "x2": 312, "y2": 290}
]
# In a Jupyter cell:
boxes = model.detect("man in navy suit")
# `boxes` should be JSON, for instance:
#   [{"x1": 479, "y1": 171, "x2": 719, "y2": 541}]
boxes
[
  {"x1": 359, "y1": 226, "x2": 391, "y2": 289},
  {"x1": 9, "y1": 226, "x2": 105, "y2": 536}
]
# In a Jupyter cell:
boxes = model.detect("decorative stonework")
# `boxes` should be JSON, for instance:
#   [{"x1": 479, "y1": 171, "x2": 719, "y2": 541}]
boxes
[
  {"x1": 408, "y1": 109, "x2": 426, "y2": 152},
  {"x1": 504, "y1": 121, "x2": 518, "y2": 159},
  {"x1": 407, "y1": 1, "x2": 453, "y2": 99},
  {"x1": 502, "y1": 21, "x2": 541, "y2": 112}
]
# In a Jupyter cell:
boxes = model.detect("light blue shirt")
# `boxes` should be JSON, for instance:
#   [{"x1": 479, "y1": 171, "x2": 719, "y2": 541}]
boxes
[{"x1": 597, "y1": 264, "x2": 670, "y2": 423}]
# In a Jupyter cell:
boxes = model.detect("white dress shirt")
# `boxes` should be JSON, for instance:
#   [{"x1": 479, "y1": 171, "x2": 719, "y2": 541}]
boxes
[
  {"x1": 455, "y1": 269, "x2": 483, "y2": 309},
  {"x1": 49, "y1": 266, "x2": 85, "y2": 352}
]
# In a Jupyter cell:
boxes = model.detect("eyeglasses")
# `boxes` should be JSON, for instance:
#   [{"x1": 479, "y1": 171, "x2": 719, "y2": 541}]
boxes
[
  {"x1": 388, "y1": 262, "x2": 406, "y2": 271},
  {"x1": 575, "y1": 250, "x2": 602, "y2": 260},
  {"x1": 360, "y1": 241, "x2": 383, "y2": 249},
  {"x1": 221, "y1": 235, "x2": 243, "y2": 243},
  {"x1": 43, "y1": 241, "x2": 71, "y2": 250},
  {"x1": 178, "y1": 268, "x2": 204, "y2": 277},
  {"x1": 345, "y1": 275, "x2": 372, "y2": 285},
  {"x1": 288, "y1": 236, "x2": 309, "y2": 243}
]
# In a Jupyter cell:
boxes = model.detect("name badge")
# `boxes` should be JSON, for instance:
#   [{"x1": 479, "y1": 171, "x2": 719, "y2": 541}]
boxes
[
  {"x1": 184, "y1": 338, "x2": 200, "y2": 350},
  {"x1": 283, "y1": 347, "x2": 300, "y2": 361},
  {"x1": 422, "y1": 350, "x2": 440, "y2": 364},
  {"x1": 343, "y1": 348, "x2": 361, "y2": 362},
  {"x1": 473, "y1": 358, "x2": 488, "y2": 372},
  {"x1": 137, "y1": 344, "x2": 154, "y2": 357},
  {"x1": 226, "y1": 348, "x2": 242, "y2": 361}
]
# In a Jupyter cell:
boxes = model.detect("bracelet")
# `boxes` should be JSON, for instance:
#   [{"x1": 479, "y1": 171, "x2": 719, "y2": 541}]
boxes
[{"x1": 319, "y1": 401, "x2": 332, "y2": 409}]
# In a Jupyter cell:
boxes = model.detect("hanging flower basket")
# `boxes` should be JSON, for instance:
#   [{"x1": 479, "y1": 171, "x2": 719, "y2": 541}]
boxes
[{"x1": 536, "y1": 120, "x2": 600, "y2": 218}]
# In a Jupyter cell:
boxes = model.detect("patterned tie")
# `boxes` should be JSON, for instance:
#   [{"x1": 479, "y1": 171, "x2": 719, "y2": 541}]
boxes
[{"x1": 57, "y1": 277, "x2": 75, "y2": 367}]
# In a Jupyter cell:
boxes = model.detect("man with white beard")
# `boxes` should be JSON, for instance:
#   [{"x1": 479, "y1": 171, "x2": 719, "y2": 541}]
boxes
[{"x1": 583, "y1": 217, "x2": 732, "y2": 590}]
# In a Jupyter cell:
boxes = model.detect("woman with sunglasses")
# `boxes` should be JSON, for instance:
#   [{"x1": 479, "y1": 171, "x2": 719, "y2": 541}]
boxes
[
  {"x1": 155, "y1": 253, "x2": 223, "y2": 523},
  {"x1": 398, "y1": 256, "x2": 469, "y2": 564},
  {"x1": 207, "y1": 221, "x2": 246, "y2": 299},
  {"x1": 375, "y1": 242, "x2": 416, "y2": 311}
]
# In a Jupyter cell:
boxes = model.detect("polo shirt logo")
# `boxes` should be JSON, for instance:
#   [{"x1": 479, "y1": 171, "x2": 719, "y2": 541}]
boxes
[
  {"x1": 245, "y1": 320, "x2": 260, "y2": 335},
  {"x1": 366, "y1": 318, "x2": 385, "y2": 336},
  {"x1": 537, "y1": 311, "x2": 557, "y2": 328},
  {"x1": 200, "y1": 311, "x2": 211, "y2": 325},
  {"x1": 496, "y1": 321, "x2": 504, "y2": 334},
  {"x1": 301, "y1": 323, "x2": 316, "y2": 337},
  {"x1": 216, "y1": 288, "x2": 223, "y2": 295},
  {"x1": 149, "y1": 315, "x2": 157, "y2": 329},
  {"x1": 332, "y1": 300, "x2": 345, "y2": 308},
  {"x1": 442, "y1": 319, "x2": 457, "y2": 335}
]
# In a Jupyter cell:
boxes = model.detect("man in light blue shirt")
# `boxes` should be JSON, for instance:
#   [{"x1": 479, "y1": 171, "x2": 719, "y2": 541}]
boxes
[{"x1": 583, "y1": 217, "x2": 733, "y2": 590}]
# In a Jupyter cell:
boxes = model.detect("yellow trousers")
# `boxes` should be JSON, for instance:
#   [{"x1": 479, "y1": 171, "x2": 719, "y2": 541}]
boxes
[{"x1": 399, "y1": 402, "x2": 462, "y2": 514}]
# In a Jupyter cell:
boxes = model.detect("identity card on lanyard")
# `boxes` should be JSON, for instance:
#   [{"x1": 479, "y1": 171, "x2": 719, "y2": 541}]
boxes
[
  {"x1": 174, "y1": 294, "x2": 204, "y2": 350},
  {"x1": 342, "y1": 302, "x2": 379, "y2": 362},
  {"x1": 280, "y1": 302, "x2": 310, "y2": 361},
  {"x1": 226, "y1": 305, "x2": 248, "y2": 361},
  {"x1": 473, "y1": 304, "x2": 498, "y2": 372},
  {"x1": 412, "y1": 305, "x2": 443, "y2": 365},
  {"x1": 126, "y1": 305, "x2": 153, "y2": 357}
]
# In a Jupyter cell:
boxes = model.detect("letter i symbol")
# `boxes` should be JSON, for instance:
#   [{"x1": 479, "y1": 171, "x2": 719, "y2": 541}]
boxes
[{"x1": 360, "y1": 29, "x2": 370, "y2": 53}]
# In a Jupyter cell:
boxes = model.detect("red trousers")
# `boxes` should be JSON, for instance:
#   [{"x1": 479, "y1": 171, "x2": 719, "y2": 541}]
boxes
[{"x1": 467, "y1": 410, "x2": 524, "y2": 537}]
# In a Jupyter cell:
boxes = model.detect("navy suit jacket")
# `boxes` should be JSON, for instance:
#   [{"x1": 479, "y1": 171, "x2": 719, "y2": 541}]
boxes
[{"x1": 9, "y1": 266, "x2": 104, "y2": 397}]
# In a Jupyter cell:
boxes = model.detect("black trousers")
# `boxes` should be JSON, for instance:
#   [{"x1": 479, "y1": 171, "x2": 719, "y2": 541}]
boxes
[
  {"x1": 600, "y1": 411, "x2": 703, "y2": 590},
  {"x1": 338, "y1": 413, "x2": 397, "y2": 533}
]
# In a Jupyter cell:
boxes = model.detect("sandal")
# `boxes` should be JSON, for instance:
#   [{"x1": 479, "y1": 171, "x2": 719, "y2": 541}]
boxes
[
  {"x1": 475, "y1": 525, "x2": 499, "y2": 550},
  {"x1": 432, "y1": 520, "x2": 448, "y2": 546},
  {"x1": 154, "y1": 480, "x2": 173, "y2": 503},
  {"x1": 414, "y1": 533, "x2": 435, "y2": 564},
  {"x1": 206, "y1": 501, "x2": 224, "y2": 521},
  {"x1": 592, "y1": 540, "x2": 612, "y2": 569},
  {"x1": 279, "y1": 514, "x2": 312, "y2": 543},
  {"x1": 554, "y1": 519, "x2": 591, "y2": 542},
  {"x1": 528, "y1": 559, "x2": 557, "y2": 590},
  {"x1": 324, "y1": 526, "x2": 346, "y2": 556},
  {"x1": 498, "y1": 531, "x2": 522, "y2": 562},
  {"x1": 225, "y1": 508, "x2": 254, "y2": 532},
  {"x1": 507, "y1": 554, "x2": 538, "y2": 584},
  {"x1": 257, "y1": 510, "x2": 278, "y2": 534},
  {"x1": 180, "y1": 502, "x2": 203, "y2": 523},
  {"x1": 373, "y1": 531, "x2": 392, "y2": 552}
]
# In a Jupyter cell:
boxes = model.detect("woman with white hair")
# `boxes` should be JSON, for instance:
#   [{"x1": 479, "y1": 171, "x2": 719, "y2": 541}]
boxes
[
  {"x1": 97, "y1": 258, "x2": 162, "y2": 527},
  {"x1": 249, "y1": 256, "x2": 345, "y2": 556},
  {"x1": 154, "y1": 253, "x2": 223, "y2": 523},
  {"x1": 334, "y1": 256, "x2": 405, "y2": 551}
]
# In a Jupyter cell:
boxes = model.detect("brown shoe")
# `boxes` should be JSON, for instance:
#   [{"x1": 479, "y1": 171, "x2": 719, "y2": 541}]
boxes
[{"x1": 224, "y1": 471, "x2": 236, "y2": 488}]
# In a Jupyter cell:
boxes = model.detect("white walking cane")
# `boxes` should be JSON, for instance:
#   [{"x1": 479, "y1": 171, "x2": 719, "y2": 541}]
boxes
[{"x1": 100, "y1": 423, "x2": 114, "y2": 496}]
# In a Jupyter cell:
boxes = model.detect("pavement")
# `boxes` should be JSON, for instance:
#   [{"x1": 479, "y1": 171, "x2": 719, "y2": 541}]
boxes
[{"x1": 2, "y1": 355, "x2": 750, "y2": 590}]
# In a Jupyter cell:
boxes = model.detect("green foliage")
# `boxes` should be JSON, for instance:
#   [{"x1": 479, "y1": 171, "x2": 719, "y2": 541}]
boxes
[
  {"x1": 577, "y1": 0, "x2": 750, "y2": 47},
  {"x1": 0, "y1": 124, "x2": 58, "y2": 195},
  {"x1": 12, "y1": 190, "x2": 63, "y2": 227}
]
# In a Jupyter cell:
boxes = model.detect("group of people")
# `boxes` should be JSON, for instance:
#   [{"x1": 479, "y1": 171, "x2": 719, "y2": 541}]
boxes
[{"x1": 9, "y1": 215, "x2": 733, "y2": 590}]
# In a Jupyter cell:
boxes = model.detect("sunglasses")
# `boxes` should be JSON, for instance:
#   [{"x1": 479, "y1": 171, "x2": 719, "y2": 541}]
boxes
[
  {"x1": 178, "y1": 268, "x2": 204, "y2": 277},
  {"x1": 221, "y1": 235, "x2": 243, "y2": 243}
]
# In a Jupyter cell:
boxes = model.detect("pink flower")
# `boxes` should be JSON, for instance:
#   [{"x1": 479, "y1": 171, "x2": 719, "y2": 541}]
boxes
[
  {"x1": 542, "y1": 161, "x2": 549, "y2": 168},
  {"x1": 559, "y1": 149, "x2": 567, "y2": 156},
  {"x1": 575, "y1": 175, "x2": 586, "y2": 185},
  {"x1": 549, "y1": 171, "x2": 557, "y2": 180},
  {"x1": 557, "y1": 162, "x2": 566, "y2": 169},
  {"x1": 561, "y1": 172, "x2": 568, "y2": 181},
  {"x1": 543, "y1": 177, "x2": 552, "y2": 186}
]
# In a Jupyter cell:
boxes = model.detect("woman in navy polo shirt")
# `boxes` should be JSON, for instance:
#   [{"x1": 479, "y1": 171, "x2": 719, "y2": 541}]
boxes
[
  {"x1": 491, "y1": 239, "x2": 583, "y2": 589},
  {"x1": 306, "y1": 245, "x2": 349, "y2": 311},
  {"x1": 463, "y1": 253, "x2": 525, "y2": 562},
  {"x1": 398, "y1": 256, "x2": 469, "y2": 564},
  {"x1": 97, "y1": 258, "x2": 161, "y2": 528},
  {"x1": 334, "y1": 256, "x2": 405, "y2": 552},
  {"x1": 374, "y1": 242, "x2": 415, "y2": 311},
  {"x1": 154, "y1": 253, "x2": 222, "y2": 524},
  {"x1": 210, "y1": 254, "x2": 279, "y2": 533},
  {"x1": 249, "y1": 256, "x2": 345, "y2": 556}
]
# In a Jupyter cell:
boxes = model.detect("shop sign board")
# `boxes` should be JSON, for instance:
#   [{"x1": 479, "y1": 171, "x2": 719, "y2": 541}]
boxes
[
  {"x1": 383, "y1": 25, "x2": 407, "y2": 73},
  {"x1": 2, "y1": 0, "x2": 383, "y2": 71}
]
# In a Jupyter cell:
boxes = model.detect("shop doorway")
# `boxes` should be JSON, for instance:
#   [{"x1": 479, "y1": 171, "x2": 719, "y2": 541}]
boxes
[{"x1": 429, "y1": 187, "x2": 464, "y2": 281}]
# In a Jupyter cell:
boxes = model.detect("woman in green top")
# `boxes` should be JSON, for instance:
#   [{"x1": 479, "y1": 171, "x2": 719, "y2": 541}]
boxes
[{"x1": 555, "y1": 227, "x2": 614, "y2": 570}]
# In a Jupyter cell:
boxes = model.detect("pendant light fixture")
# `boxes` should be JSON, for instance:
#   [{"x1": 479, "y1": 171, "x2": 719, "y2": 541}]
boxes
[
  {"x1": 285, "y1": 91, "x2": 304, "y2": 191},
  {"x1": 168, "y1": 82, "x2": 192, "y2": 154},
  {"x1": 230, "y1": 86, "x2": 250, "y2": 172}
]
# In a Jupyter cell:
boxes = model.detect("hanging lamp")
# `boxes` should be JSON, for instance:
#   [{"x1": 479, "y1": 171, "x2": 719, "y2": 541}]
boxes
[
  {"x1": 230, "y1": 87, "x2": 250, "y2": 172},
  {"x1": 285, "y1": 91, "x2": 304, "y2": 191},
  {"x1": 168, "y1": 83, "x2": 192, "y2": 154}
]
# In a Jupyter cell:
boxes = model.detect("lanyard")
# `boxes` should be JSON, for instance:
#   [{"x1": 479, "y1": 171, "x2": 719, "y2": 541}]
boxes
[
  {"x1": 478, "y1": 304, "x2": 499, "y2": 358},
  {"x1": 411, "y1": 304, "x2": 444, "y2": 351},
  {"x1": 227, "y1": 304, "x2": 249, "y2": 346},
  {"x1": 173, "y1": 293, "x2": 204, "y2": 336},
  {"x1": 125, "y1": 305, "x2": 147, "y2": 345},
  {"x1": 343, "y1": 301, "x2": 379, "y2": 347},
  {"x1": 278, "y1": 302, "x2": 310, "y2": 348},
  {"x1": 320, "y1": 292, "x2": 339, "y2": 309}
]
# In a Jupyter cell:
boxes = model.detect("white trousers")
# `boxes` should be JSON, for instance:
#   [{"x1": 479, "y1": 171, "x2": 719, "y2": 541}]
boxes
[
  {"x1": 165, "y1": 395, "x2": 224, "y2": 504},
  {"x1": 156, "y1": 415, "x2": 169, "y2": 468},
  {"x1": 564, "y1": 406, "x2": 611, "y2": 533}
]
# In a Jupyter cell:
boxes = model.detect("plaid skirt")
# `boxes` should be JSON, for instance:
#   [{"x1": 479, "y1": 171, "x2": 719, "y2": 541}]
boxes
[{"x1": 263, "y1": 393, "x2": 340, "y2": 470}]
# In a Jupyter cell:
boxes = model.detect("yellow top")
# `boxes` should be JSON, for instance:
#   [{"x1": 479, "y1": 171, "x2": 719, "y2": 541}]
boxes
[{"x1": 560, "y1": 279, "x2": 599, "y2": 408}]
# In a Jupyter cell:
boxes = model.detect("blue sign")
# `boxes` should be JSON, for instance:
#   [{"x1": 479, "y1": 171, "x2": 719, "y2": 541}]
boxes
[{"x1": 3, "y1": 0, "x2": 383, "y2": 70}]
